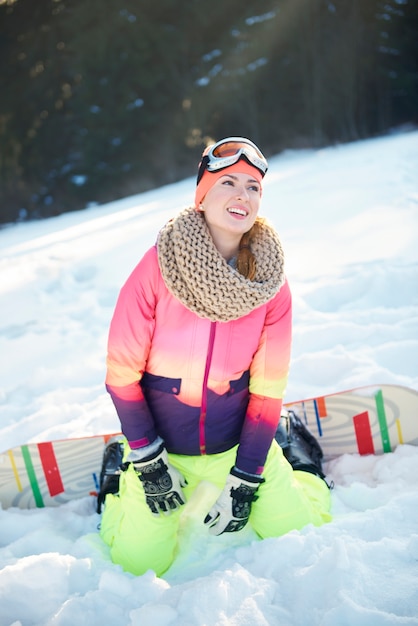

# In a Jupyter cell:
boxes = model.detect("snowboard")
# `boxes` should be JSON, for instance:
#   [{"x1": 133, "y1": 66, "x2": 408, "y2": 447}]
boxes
[{"x1": 1, "y1": 384, "x2": 417, "y2": 510}]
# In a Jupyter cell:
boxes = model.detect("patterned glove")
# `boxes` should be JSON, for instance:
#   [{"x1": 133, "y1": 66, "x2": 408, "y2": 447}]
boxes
[
  {"x1": 204, "y1": 467, "x2": 264, "y2": 535},
  {"x1": 128, "y1": 442, "x2": 187, "y2": 516}
]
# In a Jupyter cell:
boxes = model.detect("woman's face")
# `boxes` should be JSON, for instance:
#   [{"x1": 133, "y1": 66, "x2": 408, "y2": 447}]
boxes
[{"x1": 201, "y1": 171, "x2": 262, "y2": 257}]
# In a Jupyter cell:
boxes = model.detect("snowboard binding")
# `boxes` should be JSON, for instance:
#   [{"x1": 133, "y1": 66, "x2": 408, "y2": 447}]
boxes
[
  {"x1": 275, "y1": 409, "x2": 326, "y2": 481},
  {"x1": 96, "y1": 436, "x2": 125, "y2": 514}
]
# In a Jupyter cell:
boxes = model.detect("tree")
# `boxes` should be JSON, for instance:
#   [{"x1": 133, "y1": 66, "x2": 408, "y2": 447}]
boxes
[{"x1": 0, "y1": 0, "x2": 416, "y2": 225}]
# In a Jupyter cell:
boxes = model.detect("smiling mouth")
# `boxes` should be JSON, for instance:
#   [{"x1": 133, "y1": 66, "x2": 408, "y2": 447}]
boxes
[{"x1": 227, "y1": 207, "x2": 248, "y2": 217}]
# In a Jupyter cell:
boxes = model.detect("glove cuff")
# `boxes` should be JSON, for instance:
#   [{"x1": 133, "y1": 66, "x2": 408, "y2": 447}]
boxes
[
  {"x1": 230, "y1": 466, "x2": 265, "y2": 485},
  {"x1": 127, "y1": 436, "x2": 165, "y2": 464}
]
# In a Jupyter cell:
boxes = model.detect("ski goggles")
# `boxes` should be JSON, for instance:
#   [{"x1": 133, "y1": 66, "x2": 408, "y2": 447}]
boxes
[{"x1": 197, "y1": 137, "x2": 268, "y2": 183}]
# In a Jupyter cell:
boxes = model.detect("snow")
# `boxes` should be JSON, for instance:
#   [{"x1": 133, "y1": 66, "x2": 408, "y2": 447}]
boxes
[{"x1": 1, "y1": 131, "x2": 418, "y2": 625}]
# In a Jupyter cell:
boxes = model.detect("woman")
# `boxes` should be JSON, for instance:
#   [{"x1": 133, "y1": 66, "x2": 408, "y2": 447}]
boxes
[{"x1": 99, "y1": 137, "x2": 331, "y2": 576}]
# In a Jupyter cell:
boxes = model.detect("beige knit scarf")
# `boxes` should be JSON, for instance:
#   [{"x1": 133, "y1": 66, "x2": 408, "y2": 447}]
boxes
[{"x1": 157, "y1": 207, "x2": 285, "y2": 322}]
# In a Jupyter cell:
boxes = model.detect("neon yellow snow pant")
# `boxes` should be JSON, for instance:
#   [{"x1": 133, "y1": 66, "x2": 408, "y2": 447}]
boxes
[{"x1": 100, "y1": 439, "x2": 331, "y2": 577}]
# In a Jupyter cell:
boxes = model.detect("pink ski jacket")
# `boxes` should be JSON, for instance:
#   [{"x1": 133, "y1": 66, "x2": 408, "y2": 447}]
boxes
[{"x1": 105, "y1": 245, "x2": 292, "y2": 475}]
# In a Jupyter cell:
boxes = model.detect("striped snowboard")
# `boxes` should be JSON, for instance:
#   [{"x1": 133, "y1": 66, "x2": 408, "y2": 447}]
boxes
[
  {"x1": 285, "y1": 384, "x2": 418, "y2": 460},
  {"x1": 1, "y1": 384, "x2": 417, "y2": 509}
]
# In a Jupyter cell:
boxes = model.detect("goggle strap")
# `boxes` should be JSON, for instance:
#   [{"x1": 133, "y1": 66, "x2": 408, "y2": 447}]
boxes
[{"x1": 196, "y1": 155, "x2": 210, "y2": 185}]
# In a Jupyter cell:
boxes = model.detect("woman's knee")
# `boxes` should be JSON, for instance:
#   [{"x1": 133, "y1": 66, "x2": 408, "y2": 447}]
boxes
[
  {"x1": 249, "y1": 441, "x2": 331, "y2": 538},
  {"x1": 110, "y1": 512, "x2": 179, "y2": 576},
  {"x1": 100, "y1": 466, "x2": 180, "y2": 576}
]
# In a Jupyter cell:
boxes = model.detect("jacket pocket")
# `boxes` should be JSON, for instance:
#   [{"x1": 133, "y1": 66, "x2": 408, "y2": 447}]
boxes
[
  {"x1": 141, "y1": 372, "x2": 181, "y2": 396},
  {"x1": 228, "y1": 370, "x2": 250, "y2": 396}
]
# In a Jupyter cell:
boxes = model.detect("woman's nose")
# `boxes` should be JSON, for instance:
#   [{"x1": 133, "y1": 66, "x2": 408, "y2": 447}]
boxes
[{"x1": 235, "y1": 185, "x2": 249, "y2": 199}]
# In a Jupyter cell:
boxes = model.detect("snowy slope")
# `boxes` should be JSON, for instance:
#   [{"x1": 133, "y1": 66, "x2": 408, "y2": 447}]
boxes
[{"x1": 1, "y1": 131, "x2": 418, "y2": 625}]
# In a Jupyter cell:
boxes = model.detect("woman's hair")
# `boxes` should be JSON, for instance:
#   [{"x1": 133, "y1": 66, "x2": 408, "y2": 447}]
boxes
[{"x1": 236, "y1": 217, "x2": 265, "y2": 280}]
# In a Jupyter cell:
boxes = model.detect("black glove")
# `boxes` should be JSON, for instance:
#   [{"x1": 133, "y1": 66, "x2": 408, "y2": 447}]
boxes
[
  {"x1": 128, "y1": 443, "x2": 187, "y2": 516},
  {"x1": 204, "y1": 467, "x2": 264, "y2": 535}
]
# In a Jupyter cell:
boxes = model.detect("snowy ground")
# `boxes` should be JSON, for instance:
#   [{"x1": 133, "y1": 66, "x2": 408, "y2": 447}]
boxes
[{"x1": 1, "y1": 130, "x2": 418, "y2": 625}]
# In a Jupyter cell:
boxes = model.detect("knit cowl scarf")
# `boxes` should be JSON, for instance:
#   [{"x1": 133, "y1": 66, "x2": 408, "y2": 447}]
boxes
[{"x1": 157, "y1": 206, "x2": 286, "y2": 323}]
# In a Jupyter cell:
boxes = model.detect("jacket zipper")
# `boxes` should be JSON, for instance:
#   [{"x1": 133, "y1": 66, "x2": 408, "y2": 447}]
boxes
[{"x1": 199, "y1": 321, "x2": 216, "y2": 454}]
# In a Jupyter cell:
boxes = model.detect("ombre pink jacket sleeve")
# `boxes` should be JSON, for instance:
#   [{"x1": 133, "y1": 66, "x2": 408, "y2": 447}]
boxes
[
  {"x1": 105, "y1": 248, "x2": 160, "y2": 449},
  {"x1": 235, "y1": 281, "x2": 292, "y2": 474}
]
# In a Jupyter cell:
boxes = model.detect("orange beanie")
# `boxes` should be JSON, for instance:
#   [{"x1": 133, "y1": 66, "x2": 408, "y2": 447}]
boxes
[{"x1": 194, "y1": 160, "x2": 263, "y2": 208}]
